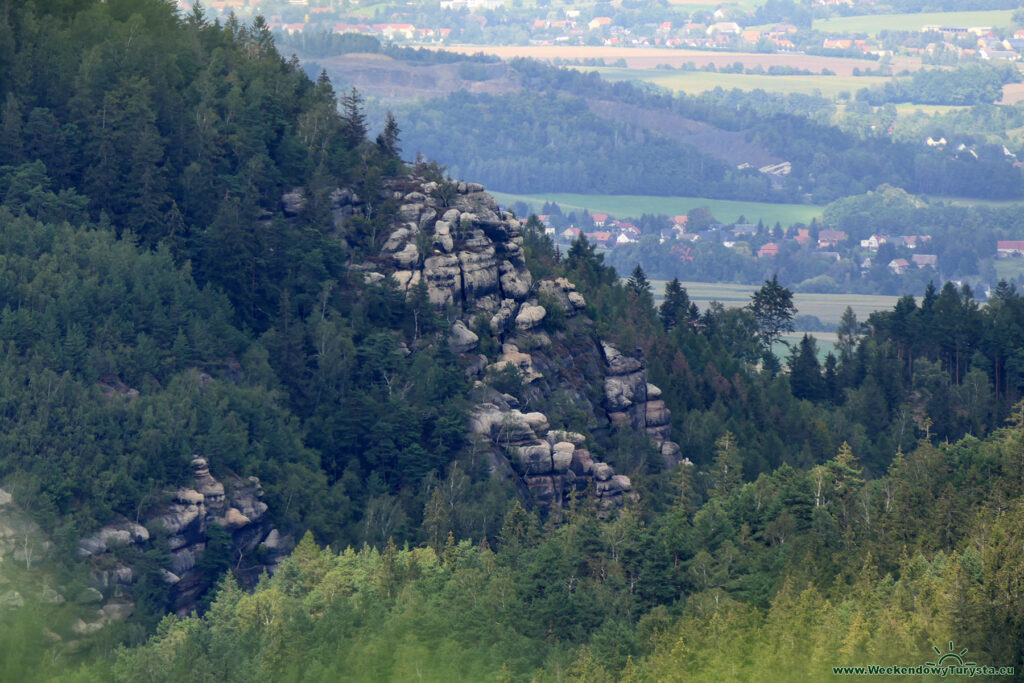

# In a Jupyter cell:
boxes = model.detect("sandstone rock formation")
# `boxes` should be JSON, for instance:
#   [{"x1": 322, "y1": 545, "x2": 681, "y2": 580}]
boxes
[
  {"x1": 73, "y1": 455, "x2": 287, "y2": 618},
  {"x1": 601, "y1": 343, "x2": 686, "y2": 469},
  {"x1": 470, "y1": 401, "x2": 635, "y2": 512}
]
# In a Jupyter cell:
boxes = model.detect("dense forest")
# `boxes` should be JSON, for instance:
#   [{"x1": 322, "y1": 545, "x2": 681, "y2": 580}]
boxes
[
  {"x1": 1, "y1": 2, "x2": 1024, "y2": 681},
  {"x1": 351, "y1": 54, "x2": 1024, "y2": 203}
]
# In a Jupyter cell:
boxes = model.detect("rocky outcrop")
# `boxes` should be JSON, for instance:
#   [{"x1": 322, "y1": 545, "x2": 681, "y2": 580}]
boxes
[
  {"x1": 448, "y1": 320, "x2": 480, "y2": 354},
  {"x1": 337, "y1": 177, "x2": 680, "y2": 511},
  {"x1": 470, "y1": 401, "x2": 635, "y2": 512},
  {"x1": 73, "y1": 455, "x2": 289, "y2": 618},
  {"x1": 601, "y1": 343, "x2": 685, "y2": 469},
  {"x1": 368, "y1": 181, "x2": 534, "y2": 314}
]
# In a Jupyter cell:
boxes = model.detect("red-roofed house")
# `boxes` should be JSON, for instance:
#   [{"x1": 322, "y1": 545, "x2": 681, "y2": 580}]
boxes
[
  {"x1": 758, "y1": 242, "x2": 779, "y2": 258},
  {"x1": 889, "y1": 258, "x2": 910, "y2": 274},
  {"x1": 794, "y1": 229, "x2": 810, "y2": 245},
  {"x1": 561, "y1": 227, "x2": 581, "y2": 240},
  {"x1": 588, "y1": 17, "x2": 612, "y2": 30},
  {"x1": 817, "y1": 229, "x2": 848, "y2": 248},
  {"x1": 591, "y1": 213, "x2": 609, "y2": 227},
  {"x1": 912, "y1": 254, "x2": 937, "y2": 269},
  {"x1": 586, "y1": 231, "x2": 612, "y2": 245},
  {"x1": 998, "y1": 240, "x2": 1024, "y2": 257}
]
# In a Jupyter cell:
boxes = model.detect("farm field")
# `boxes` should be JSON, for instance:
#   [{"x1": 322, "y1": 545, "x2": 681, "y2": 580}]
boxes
[
  {"x1": 811, "y1": 9, "x2": 1016, "y2": 36},
  {"x1": 588, "y1": 66, "x2": 890, "y2": 98},
  {"x1": 490, "y1": 191, "x2": 823, "y2": 227},
  {"x1": 777, "y1": 332, "x2": 838, "y2": 362},
  {"x1": 650, "y1": 280, "x2": 901, "y2": 326},
  {"x1": 434, "y1": 45, "x2": 921, "y2": 77},
  {"x1": 893, "y1": 103, "x2": 970, "y2": 117},
  {"x1": 995, "y1": 258, "x2": 1024, "y2": 281}
]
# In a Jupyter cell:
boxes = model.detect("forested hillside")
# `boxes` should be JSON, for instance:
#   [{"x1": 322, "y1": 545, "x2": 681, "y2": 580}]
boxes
[
  {"x1": 331, "y1": 49, "x2": 1024, "y2": 203},
  {"x1": 1, "y1": 2, "x2": 1024, "y2": 681}
]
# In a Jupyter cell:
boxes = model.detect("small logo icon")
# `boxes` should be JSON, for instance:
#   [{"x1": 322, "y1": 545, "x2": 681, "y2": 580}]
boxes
[{"x1": 925, "y1": 641, "x2": 976, "y2": 667}]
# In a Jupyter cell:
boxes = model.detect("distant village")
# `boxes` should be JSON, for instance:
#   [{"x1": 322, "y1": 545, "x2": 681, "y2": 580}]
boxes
[
  {"x1": 529, "y1": 207, "x2": 1024, "y2": 288},
  {"x1": 181, "y1": 0, "x2": 1024, "y2": 64}
]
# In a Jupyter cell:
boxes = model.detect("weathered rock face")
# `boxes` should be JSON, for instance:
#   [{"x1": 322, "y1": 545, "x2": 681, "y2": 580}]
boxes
[
  {"x1": 341, "y1": 176, "x2": 684, "y2": 510},
  {"x1": 448, "y1": 320, "x2": 480, "y2": 354},
  {"x1": 368, "y1": 180, "x2": 534, "y2": 315},
  {"x1": 470, "y1": 401, "x2": 635, "y2": 512},
  {"x1": 601, "y1": 343, "x2": 685, "y2": 469},
  {"x1": 72, "y1": 455, "x2": 289, "y2": 619}
]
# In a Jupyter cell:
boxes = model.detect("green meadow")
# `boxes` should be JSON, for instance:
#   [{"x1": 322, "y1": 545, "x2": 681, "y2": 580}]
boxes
[
  {"x1": 490, "y1": 191, "x2": 823, "y2": 226},
  {"x1": 650, "y1": 280, "x2": 900, "y2": 326},
  {"x1": 811, "y1": 9, "x2": 1016, "y2": 36}
]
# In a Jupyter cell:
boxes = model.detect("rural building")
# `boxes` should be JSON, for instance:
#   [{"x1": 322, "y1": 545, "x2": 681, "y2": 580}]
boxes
[
  {"x1": 911, "y1": 254, "x2": 937, "y2": 269},
  {"x1": 889, "y1": 258, "x2": 910, "y2": 275},
  {"x1": 817, "y1": 229, "x2": 848, "y2": 248},
  {"x1": 997, "y1": 240, "x2": 1024, "y2": 257},
  {"x1": 758, "y1": 242, "x2": 779, "y2": 258}
]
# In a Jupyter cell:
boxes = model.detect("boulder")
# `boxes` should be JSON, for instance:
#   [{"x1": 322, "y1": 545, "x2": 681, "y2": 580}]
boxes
[
  {"x1": 514, "y1": 441, "x2": 553, "y2": 475},
  {"x1": 646, "y1": 383, "x2": 663, "y2": 399},
  {"x1": 79, "y1": 521, "x2": 150, "y2": 558},
  {"x1": 515, "y1": 304, "x2": 546, "y2": 331},
  {"x1": 448, "y1": 320, "x2": 479, "y2": 354},
  {"x1": 523, "y1": 412, "x2": 550, "y2": 435},
  {"x1": 148, "y1": 503, "x2": 202, "y2": 536},
  {"x1": 393, "y1": 243, "x2": 419, "y2": 269},
  {"x1": 423, "y1": 254, "x2": 462, "y2": 307},
  {"x1": 551, "y1": 442, "x2": 575, "y2": 472},
  {"x1": 458, "y1": 247, "x2": 500, "y2": 299},
  {"x1": 573, "y1": 448, "x2": 598, "y2": 475},
  {"x1": 382, "y1": 227, "x2": 411, "y2": 253},
  {"x1": 217, "y1": 507, "x2": 251, "y2": 531},
  {"x1": 548, "y1": 430, "x2": 587, "y2": 446},
  {"x1": 604, "y1": 375, "x2": 646, "y2": 412},
  {"x1": 398, "y1": 203, "x2": 422, "y2": 221},
  {"x1": 489, "y1": 299, "x2": 518, "y2": 333},
  {"x1": 281, "y1": 188, "x2": 305, "y2": 216},
  {"x1": 418, "y1": 207, "x2": 437, "y2": 230},
  {"x1": 645, "y1": 400, "x2": 671, "y2": 428},
  {"x1": 261, "y1": 529, "x2": 283, "y2": 552},
  {"x1": 593, "y1": 463, "x2": 613, "y2": 482},
  {"x1": 602, "y1": 343, "x2": 643, "y2": 376},
  {"x1": 499, "y1": 261, "x2": 532, "y2": 300},
  {"x1": 101, "y1": 601, "x2": 134, "y2": 622}
]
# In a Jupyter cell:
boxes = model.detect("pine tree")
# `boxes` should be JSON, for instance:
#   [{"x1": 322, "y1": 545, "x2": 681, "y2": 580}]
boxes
[
  {"x1": 789, "y1": 334, "x2": 824, "y2": 401},
  {"x1": 627, "y1": 264, "x2": 652, "y2": 301},
  {"x1": 749, "y1": 274, "x2": 796, "y2": 353},
  {"x1": 376, "y1": 110, "x2": 401, "y2": 158},
  {"x1": 340, "y1": 87, "x2": 367, "y2": 148},
  {"x1": 711, "y1": 431, "x2": 743, "y2": 497}
]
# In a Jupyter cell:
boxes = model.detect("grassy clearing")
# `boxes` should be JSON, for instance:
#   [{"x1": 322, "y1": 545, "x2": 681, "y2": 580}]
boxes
[
  {"x1": 587, "y1": 66, "x2": 891, "y2": 98},
  {"x1": 893, "y1": 103, "x2": 970, "y2": 117},
  {"x1": 812, "y1": 10, "x2": 1016, "y2": 36},
  {"x1": 650, "y1": 280, "x2": 900, "y2": 325},
  {"x1": 995, "y1": 258, "x2": 1024, "y2": 281},
  {"x1": 777, "y1": 332, "x2": 838, "y2": 362},
  {"x1": 490, "y1": 191, "x2": 822, "y2": 226}
]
